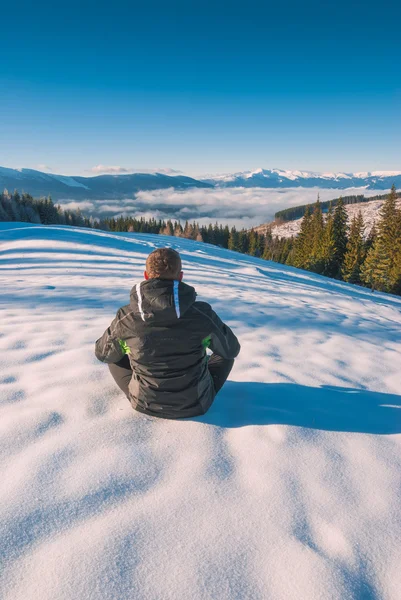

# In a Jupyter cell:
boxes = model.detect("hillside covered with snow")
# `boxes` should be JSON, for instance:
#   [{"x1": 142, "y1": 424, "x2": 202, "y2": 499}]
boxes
[
  {"x1": 257, "y1": 197, "x2": 401, "y2": 239},
  {"x1": 1, "y1": 223, "x2": 401, "y2": 600}
]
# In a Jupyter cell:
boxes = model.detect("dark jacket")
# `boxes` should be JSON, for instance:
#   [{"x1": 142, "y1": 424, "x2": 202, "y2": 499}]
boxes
[{"x1": 95, "y1": 279, "x2": 240, "y2": 418}]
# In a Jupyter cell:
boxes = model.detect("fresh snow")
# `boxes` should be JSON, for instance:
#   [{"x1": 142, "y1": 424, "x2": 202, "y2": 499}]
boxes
[
  {"x1": 201, "y1": 168, "x2": 401, "y2": 185},
  {"x1": 0, "y1": 166, "x2": 24, "y2": 179},
  {"x1": 48, "y1": 174, "x2": 89, "y2": 189},
  {"x1": 354, "y1": 171, "x2": 401, "y2": 178},
  {"x1": 0, "y1": 168, "x2": 88, "y2": 189},
  {"x1": 262, "y1": 197, "x2": 401, "y2": 239},
  {"x1": 1, "y1": 223, "x2": 401, "y2": 600}
]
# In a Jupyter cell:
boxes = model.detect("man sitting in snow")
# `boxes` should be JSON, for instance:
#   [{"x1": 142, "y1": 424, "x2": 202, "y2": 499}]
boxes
[{"x1": 95, "y1": 248, "x2": 240, "y2": 419}]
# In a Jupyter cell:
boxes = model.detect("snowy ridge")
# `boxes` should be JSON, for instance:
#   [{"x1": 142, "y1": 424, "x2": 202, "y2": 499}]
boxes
[
  {"x1": 202, "y1": 168, "x2": 401, "y2": 190},
  {"x1": 1, "y1": 165, "x2": 401, "y2": 201},
  {"x1": 205, "y1": 167, "x2": 401, "y2": 182},
  {"x1": 48, "y1": 174, "x2": 89, "y2": 189},
  {"x1": 1, "y1": 223, "x2": 401, "y2": 600}
]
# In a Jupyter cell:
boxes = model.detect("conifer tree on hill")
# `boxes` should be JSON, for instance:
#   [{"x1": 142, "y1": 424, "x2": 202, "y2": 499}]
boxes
[
  {"x1": 237, "y1": 230, "x2": 249, "y2": 254},
  {"x1": 365, "y1": 222, "x2": 377, "y2": 253},
  {"x1": 174, "y1": 222, "x2": 183, "y2": 237},
  {"x1": 293, "y1": 205, "x2": 313, "y2": 269},
  {"x1": 342, "y1": 211, "x2": 366, "y2": 284},
  {"x1": 361, "y1": 185, "x2": 401, "y2": 292},
  {"x1": 361, "y1": 235, "x2": 392, "y2": 292},
  {"x1": 309, "y1": 196, "x2": 325, "y2": 273},
  {"x1": 319, "y1": 203, "x2": 337, "y2": 277},
  {"x1": 262, "y1": 226, "x2": 273, "y2": 260},
  {"x1": 394, "y1": 203, "x2": 401, "y2": 294},
  {"x1": 378, "y1": 184, "x2": 401, "y2": 290},
  {"x1": 248, "y1": 229, "x2": 259, "y2": 256},
  {"x1": 332, "y1": 197, "x2": 348, "y2": 278},
  {"x1": 228, "y1": 227, "x2": 239, "y2": 251}
]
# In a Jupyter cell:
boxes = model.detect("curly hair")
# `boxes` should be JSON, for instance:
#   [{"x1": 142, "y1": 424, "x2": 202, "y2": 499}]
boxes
[{"x1": 145, "y1": 248, "x2": 182, "y2": 280}]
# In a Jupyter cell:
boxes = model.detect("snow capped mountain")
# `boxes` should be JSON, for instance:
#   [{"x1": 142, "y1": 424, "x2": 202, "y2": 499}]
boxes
[
  {"x1": 1, "y1": 165, "x2": 400, "y2": 201},
  {"x1": 1, "y1": 222, "x2": 400, "y2": 600},
  {"x1": 202, "y1": 168, "x2": 401, "y2": 189}
]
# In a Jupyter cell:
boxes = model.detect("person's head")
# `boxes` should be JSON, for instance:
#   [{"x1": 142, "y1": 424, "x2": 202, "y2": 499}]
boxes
[{"x1": 144, "y1": 248, "x2": 183, "y2": 281}]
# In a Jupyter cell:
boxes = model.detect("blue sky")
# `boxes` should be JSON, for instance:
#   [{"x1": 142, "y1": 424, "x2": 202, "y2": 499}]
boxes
[{"x1": 1, "y1": 0, "x2": 400, "y2": 176}]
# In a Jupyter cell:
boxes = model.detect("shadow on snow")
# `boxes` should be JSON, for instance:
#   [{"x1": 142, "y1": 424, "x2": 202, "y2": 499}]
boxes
[{"x1": 193, "y1": 381, "x2": 401, "y2": 435}]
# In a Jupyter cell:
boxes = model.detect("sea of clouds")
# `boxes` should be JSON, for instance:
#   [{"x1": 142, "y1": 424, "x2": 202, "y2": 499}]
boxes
[{"x1": 57, "y1": 187, "x2": 383, "y2": 229}]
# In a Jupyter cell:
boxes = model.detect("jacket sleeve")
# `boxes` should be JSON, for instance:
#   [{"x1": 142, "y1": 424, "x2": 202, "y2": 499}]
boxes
[
  {"x1": 195, "y1": 303, "x2": 240, "y2": 359},
  {"x1": 95, "y1": 308, "x2": 127, "y2": 364}
]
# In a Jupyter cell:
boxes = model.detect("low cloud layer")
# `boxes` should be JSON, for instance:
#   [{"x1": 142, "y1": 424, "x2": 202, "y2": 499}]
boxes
[
  {"x1": 57, "y1": 200, "x2": 95, "y2": 212},
  {"x1": 57, "y1": 186, "x2": 384, "y2": 229}
]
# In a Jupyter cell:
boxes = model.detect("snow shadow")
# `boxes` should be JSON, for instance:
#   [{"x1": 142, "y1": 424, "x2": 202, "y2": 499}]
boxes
[{"x1": 195, "y1": 382, "x2": 401, "y2": 434}]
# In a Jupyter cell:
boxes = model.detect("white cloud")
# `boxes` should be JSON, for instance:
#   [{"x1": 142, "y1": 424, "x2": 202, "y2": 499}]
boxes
[
  {"x1": 88, "y1": 165, "x2": 183, "y2": 175},
  {"x1": 90, "y1": 165, "x2": 130, "y2": 174},
  {"x1": 56, "y1": 200, "x2": 95, "y2": 212},
  {"x1": 36, "y1": 164, "x2": 53, "y2": 172},
  {"x1": 64, "y1": 186, "x2": 381, "y2": 230},
  {"x1": 132, "y1": 186, "x2": 380, "y2": 228}
]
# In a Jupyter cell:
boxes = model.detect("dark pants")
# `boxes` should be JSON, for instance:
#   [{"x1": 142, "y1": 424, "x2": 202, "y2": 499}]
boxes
[{"x1": 108, "y1": 353, "x2": 234, "y2": 400}]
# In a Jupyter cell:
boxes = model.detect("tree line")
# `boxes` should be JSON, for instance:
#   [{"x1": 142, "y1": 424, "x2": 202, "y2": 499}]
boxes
[
  {"x1": 0, "y1": 189, "x2": 98, "y2": 228},
  {"x1": 105, "y1": 216, "x2": 231, "y2": 247}
]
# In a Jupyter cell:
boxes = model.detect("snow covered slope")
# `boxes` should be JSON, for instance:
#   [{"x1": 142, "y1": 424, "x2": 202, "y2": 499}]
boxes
[
  {"x1": 257, "y1": 197, "x2": 401, "y2": 239},
  {"x1": 1, "y1": 223, "x2": 401, "y2": 600}
]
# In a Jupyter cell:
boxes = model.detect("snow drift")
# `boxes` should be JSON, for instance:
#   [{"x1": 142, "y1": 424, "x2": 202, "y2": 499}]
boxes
[{"x1": 1, "y1": 223, "x2": 401, "y2": 600}]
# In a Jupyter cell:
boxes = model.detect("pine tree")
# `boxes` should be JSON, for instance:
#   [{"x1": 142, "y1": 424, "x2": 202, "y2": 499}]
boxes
[
  {"x1": 213, "y1": 222, "x2": 221, "y2": 245},
  {"x1": 332, "y1": 197, "x2": 348, "y2": 277},
  {"x1": 237, "y1": 230, "x2": 249, "y2": 254},
  {"x1": 361, "y1": 235, "x2": 392, "y2": 292},
  {"x1": 293, "y1": 206, "x2": 313, "y2": 269},
  {"x1": 365, "y1": 222, "x2": 377, "y2": 253},
  {"x1": 342, "y1": 211, "x2": 365, "y2": 284},
  {"x1": 285, "y1": 236, "x2": 295, "y2": 266},
  {"x1": 192, "y1": 223, "x2": 202, "y2": 241},
  {"x1": 248, "y1": 229, "x2": 258, "y2": 256},
  {"x1": 228, "y1": 227, "x2": 239, "y2": 251},
  {"x1": 222, "y1": 225, "x2": 230, "y2": 248},
  {"x1": 161, "y1": 220, "x2": 173, "y2": 236},
  {"x1": 361, "y1": 185, "x2": 401, "y2": 293},
  {"x1": 173, "y1": 222, "x2": 183, "y2": 237},
  {"x1": 309, "y1": 196, "x2": 325, "y2": 272},
  {"x1": 379, "y1": 184, "x2": 401, "y2": 291},
  {"x1": 393, "y1": 205, "x2": 401, "y2": 294},
  {"x1": 319, "y1": 204, "x2": 337, "y2": 276}
]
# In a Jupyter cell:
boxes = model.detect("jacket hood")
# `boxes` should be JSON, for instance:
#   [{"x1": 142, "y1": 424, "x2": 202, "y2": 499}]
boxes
[{"x1": 130, "y1": 279, "x2": 197, "y2": 325}]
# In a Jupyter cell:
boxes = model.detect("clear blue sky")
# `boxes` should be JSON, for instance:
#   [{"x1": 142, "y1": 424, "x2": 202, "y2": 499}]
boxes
[{"x1": 1, "y1": 0, "x2": 400, "y2": 176}]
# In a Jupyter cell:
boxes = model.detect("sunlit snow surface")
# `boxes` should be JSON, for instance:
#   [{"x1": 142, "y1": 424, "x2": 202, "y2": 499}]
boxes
[
  {"x1": 264, "y1": 198, "x2": 401, "y2": 239},
  {"x1": 1, "y1": 223, "x2": 401, "y2": 600}
]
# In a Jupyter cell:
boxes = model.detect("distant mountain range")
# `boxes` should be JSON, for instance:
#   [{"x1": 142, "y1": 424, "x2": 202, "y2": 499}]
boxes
[
  {"x1": 1, "y1": 166, "x2": 400, "y2": 200},
  {"x1": 0, "y1": 167, "x2": 212, "y2": 200},
  {"x1": 202, "y1": 168, "x2": 401, "y2": 189}
]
